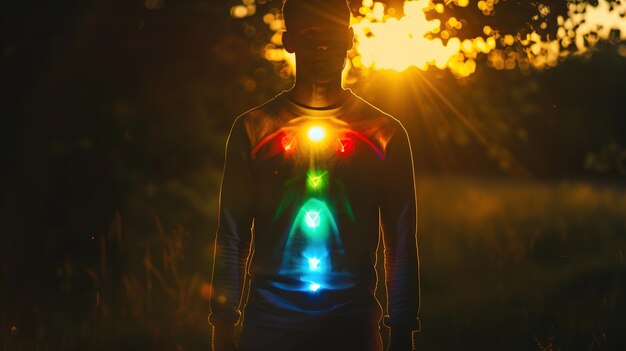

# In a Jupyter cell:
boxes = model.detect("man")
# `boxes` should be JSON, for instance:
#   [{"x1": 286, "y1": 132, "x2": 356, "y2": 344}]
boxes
[{"x1": 209, "y1": 0, "x2": 420, "y2": 350}]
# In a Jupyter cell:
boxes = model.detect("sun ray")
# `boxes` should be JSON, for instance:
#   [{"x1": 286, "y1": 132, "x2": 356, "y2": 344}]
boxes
[{"x1": 413, "y1": 70, "x2": 532, "y2": 176}]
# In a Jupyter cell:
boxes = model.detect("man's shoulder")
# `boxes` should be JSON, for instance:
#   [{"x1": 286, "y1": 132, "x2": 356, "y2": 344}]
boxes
[
  {"x1": 348, "y1": 91, "x2": 406, "y2": 138},
  {"x1": 230, "y1": 91, "x2": 287, "y2": 146},
  {"x1": 236, "y1": 91, "x2": 286, "y2": 123}
]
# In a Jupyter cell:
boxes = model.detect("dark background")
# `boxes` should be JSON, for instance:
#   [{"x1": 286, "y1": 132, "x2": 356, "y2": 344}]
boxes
[{"x1": 2, "y1": 0, "x2": 625, "y2": 350}]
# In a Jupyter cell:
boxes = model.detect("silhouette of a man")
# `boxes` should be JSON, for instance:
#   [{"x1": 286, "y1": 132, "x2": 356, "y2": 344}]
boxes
[{"x1": 209, "y1": 1, "x2": 420, "y2": 350}]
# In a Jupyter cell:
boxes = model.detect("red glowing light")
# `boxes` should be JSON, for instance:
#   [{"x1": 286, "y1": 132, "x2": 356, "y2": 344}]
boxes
[
  {"x1": 281, "y1": 136, "x2": 296, "y2": 152},
  {"x1": 337, "y1": 137, "x2": 354, "y2": 154}
]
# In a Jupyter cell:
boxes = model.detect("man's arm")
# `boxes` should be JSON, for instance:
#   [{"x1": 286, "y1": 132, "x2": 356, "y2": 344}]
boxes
[
  {"x1": 209, "y1": 116, "x2": 255, "y2": 350},
  {"x1": 379, "y1": 121, "x2": 420, "y2": 350}
]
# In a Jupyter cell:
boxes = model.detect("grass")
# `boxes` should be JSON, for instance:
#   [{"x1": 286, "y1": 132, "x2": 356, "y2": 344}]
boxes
[
  {"x1": 405, "y1": 177, "x2": 626, "y2": 351},
  {"x1": 2, "y1": 176, "x2": 625, "y2": 350}
]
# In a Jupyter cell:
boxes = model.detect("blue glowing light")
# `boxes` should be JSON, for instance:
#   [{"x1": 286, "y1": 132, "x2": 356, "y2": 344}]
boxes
[
  {"x1": 308, "y1": 257, "x2": 321, "y2": 271},
  {"x1": 308, "y1": 282, "x2": 321, "y2": 292}
]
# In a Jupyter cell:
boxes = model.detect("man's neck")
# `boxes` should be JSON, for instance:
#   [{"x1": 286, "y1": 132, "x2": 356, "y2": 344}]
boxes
[{"x1": 287, "y1": 75, "x2": 350, "y2": 109}]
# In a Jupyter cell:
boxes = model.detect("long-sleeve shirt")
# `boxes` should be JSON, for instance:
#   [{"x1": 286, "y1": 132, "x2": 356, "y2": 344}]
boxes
[{"x1": 209, "y1": 89, "x2": 420, "y2": 330}]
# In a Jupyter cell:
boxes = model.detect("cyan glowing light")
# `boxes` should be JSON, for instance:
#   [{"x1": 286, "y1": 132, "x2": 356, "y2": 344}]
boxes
[
  {"x1": 304, "y1": 211, "x2": 320, "y2": 228},
  {"x1": 308, "y1": 282, "x2": 321, "y2": 292},
  {"x1": 308, "y1": 257, "x2": 321, "y2": 271},
  {"x1": 307, "y1": 126, "x2": 326, "y2": 142},
  {"x1": 280, "y1": 198, "x2": 340, "y2": 277},
  {"x1": 296, "y1": 199, "x2": 338, "y2": 240}
]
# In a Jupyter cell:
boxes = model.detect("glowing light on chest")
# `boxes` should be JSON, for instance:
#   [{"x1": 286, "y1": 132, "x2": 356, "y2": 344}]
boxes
[
  {"x1": 251, "y1": 121, "x2": 390, "y2": 161},
  {"x1": 307, "y1": 126, "x2": 326, "y2": 142},
  {"x1": 308, "y1": 282, "x2": 321, "y2": 292},
  {"x1": 306, "y1": 170, "x2": 327, "y2": 191},
  {"x1": 304, "y1": 210, "x2": 321, "y2": 228},
  {"x1": 281, "y1": 136, "x2": 296, "y2": 152},
  {"x1": 337, "y1": 137, "x2": 354, "y2": 153},
  {"x1": 265, "y1": 121, "x2": 389, "y2": 294},
  {"x1": 307, "y1": 257, "x2": 321, "y2": 271},
  {"x1": 309, "y1": 175, "x2": 323, "y2": 188}
]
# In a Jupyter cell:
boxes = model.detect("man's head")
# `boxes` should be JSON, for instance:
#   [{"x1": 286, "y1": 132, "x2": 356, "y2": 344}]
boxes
[
  {"x1": 282, "y1": 0, "x2": 351, "y2": 33},
  {"x1": 281, "y1": 0, "x2": 354, "y2": 80}
]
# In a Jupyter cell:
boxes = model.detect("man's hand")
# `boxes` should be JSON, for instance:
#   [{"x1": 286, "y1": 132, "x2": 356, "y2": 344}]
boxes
[
  {"x1": 212, "y1": 324, "x2": 238, "y2": 351},
  {"x1": 388, "y1": 326, "x2": 414, "y2": 351}
]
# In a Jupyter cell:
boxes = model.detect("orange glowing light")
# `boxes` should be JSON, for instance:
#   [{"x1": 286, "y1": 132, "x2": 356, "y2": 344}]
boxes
[{"x1": 200, "y1": 283, "x2": 213, "y2": 299}]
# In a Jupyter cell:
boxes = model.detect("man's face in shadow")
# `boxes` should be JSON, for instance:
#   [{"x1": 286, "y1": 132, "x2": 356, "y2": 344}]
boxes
[{"x1": 283, "y1": 15, "x2": 354, "y2": 82}]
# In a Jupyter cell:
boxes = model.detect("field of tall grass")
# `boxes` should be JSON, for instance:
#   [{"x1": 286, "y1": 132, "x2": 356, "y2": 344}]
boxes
[
  {"x1": 408, "y1": 177, "x2": 626, "y2": 350},
  {"x1": 2, "y1": 176, "x2": 625, "y2": 350}
]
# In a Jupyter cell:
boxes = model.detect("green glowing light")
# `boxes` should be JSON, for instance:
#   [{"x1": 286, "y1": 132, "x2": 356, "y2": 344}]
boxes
[
  {"x1": 306, "y1": 170, "x2": 327, "y2": 191},
  {"x1": 307, "y1": 126, "x2": 326, "y2": 142},
  {"x1": 304, "y1": 211, "x2": 321, "y2": 228}
]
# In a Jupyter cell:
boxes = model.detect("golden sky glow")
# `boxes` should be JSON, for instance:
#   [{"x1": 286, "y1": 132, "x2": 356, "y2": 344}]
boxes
[{"x1": 234, "y1": 0, "x2": 626, "y2": 78}]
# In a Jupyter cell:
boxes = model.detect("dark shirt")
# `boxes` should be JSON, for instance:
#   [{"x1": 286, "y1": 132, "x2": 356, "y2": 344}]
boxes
[{"x1": 209, "y1": 90, "x2": 420, "y2": 330}]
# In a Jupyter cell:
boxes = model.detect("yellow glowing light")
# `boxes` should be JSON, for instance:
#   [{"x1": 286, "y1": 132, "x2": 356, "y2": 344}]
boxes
[
  {"x1": 230, "y1": 5, "x2": 248, "y2": 19},
  {"x1": 503, "y1": 34, "x2": 515, "y2": 46},
  {"x1": 350, "y1": 0, "x2": 464, "y2": 73},
  {"x1": 307, "y1": 126, "x2": 326, "y2": 142}
]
